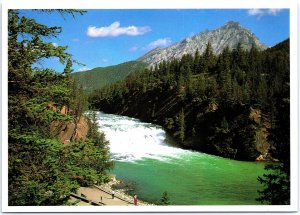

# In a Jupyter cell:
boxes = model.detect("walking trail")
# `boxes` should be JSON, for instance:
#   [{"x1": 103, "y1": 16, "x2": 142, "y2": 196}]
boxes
[
  {"x1": 78, "y1": 186, "x2": 132, "y2": 206},
  {"x1": 69, "y1": 185, "x2": 150, "y2": 206}
]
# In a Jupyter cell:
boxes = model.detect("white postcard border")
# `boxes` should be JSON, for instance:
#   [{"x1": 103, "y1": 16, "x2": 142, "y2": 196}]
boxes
[{"x1": 1, "y1": 0, "x2": 298, "y2": 213}]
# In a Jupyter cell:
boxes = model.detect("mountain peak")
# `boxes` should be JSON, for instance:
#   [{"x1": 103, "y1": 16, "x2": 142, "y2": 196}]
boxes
[
  {"x1": 224, "y1": 21, "x2": 240, "y2": 28},
  {"x1": 137, "y1": 21, "x2": 266, "y2": 67}
]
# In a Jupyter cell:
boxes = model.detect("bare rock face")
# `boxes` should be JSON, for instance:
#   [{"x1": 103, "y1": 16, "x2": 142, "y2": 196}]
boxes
[
  {"x1": 48, "y1": 102, "x2": 89, "y2": 144},
  {"x1": 249, "y1": 107, "x2": 271, "y2": 161},
  {"x1": 73, "y1": 116, "x2": 89, "y2": 141},
  {"x1": 50, "y1": 116, "x2": 89, "y2": 144},
  {"x1": 249, "y1": 107, "x2": 262, "y2": 124},
  {"x1": 138, "y1": 21, "x2": 266, "y2": 67}
]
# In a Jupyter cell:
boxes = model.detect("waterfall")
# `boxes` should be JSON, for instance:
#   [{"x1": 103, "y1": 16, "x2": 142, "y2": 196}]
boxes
[{"x1": 97, "y1": 112, "x2": 190, "y2": 162}]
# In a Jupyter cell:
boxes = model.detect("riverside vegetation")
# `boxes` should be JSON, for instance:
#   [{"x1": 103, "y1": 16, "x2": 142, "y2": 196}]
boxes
[{"x1": 8, "y1": 10, "x2": 113, "y2": 206}]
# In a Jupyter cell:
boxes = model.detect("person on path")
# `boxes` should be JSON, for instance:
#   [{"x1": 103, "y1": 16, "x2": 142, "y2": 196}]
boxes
[
  {"x1": 112, "y1": 191, "x2": 115, "y2": 199},
  {"x1": 134, "y1": 195, "x2": 138, "y2": 206}
]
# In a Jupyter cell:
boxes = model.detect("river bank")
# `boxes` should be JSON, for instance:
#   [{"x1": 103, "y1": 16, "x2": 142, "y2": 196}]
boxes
[{"x1": 96, "y1": 176, "x2": 154, "y2": 206}]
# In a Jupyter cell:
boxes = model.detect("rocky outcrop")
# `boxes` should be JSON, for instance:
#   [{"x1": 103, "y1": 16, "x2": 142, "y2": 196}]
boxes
[
  {"x1": 50, "y1": 116, "x2": 89, "y2": 144},
  {"x1": 249, "y1": 107, "x2": 274, "y2": 161},
  {"x1": 138, "y1": 21, "x2": 266, "y2": 67},
  {"x1": 48, "y1": 102, "x2": 89, "y2": 144}
]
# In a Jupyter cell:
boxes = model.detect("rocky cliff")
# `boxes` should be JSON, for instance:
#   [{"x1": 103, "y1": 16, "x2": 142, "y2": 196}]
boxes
[
  {"x1": 248, "y1": 107, "x2": 270, "y2": 160},
  {"x1": 49, "y1": 103, "x2": 89, "y2": 144},
  {"x1": 137, "y1": 21, "x2": 266, "y2": 67},
  {"x1": 50, "y1": 116, "x2": 89, "y2": 144}
]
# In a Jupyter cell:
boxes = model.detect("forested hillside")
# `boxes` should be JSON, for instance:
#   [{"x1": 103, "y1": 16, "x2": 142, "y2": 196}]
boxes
[
  {"x1": 72, "y1": 61, "x2": 147, "y2": 91},
  {"x1": 8, "y1": 10, "x2": 113, "y2": 205}
]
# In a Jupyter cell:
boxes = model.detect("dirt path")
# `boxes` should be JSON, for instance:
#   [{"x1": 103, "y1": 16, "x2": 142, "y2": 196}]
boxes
[
  {"x1": 76, "y1": 186, "x2": 133, "y2": 206},
  {"x1": 68, "y1": 178, "x2": 153, "y2": 206}
]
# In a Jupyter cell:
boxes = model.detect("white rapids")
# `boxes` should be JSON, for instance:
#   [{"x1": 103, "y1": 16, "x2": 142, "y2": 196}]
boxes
[{"x1": 96, "y1": 111, "x2": 189, "y2": 162}]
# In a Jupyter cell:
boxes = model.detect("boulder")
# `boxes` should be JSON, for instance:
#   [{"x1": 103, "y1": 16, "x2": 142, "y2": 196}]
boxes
[{"x1": 255, "y1": 154, "x2": 265, "y2": 161}]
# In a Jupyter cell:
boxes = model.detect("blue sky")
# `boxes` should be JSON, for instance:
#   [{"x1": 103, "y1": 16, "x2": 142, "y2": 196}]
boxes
[{"x1": 20, "y1": 9, "x2": 289, "y2": 72}]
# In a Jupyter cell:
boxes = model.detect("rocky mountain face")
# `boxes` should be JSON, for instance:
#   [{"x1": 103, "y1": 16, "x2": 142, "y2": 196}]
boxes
[{"x1": 137, "y1": 21, "x2": 266, "y2": 67}]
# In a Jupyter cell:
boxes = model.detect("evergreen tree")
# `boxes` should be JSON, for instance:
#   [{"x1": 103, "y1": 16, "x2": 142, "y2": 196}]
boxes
[
  {"x1": 193, "y1": 48, "x2": 200, "y2": 73},
  {"x1": 216, "y1": 46, "x2": 231, "y2": 77},
  {"x1": 256, "y1": 163, "x2": 290, "y2": 205},
  {"x1": 232, "y1": 43, "x2": 248, "y2": 70},
  {"x1": 8, "y1": 9, "x2": 113, "y2": 206},
  {"x1": 257, "y1": 89, "x2": 290, "y2": 205},
  {"x1": 160, "y1": 191, "x2": 170, "y2": 205},
  {"x1": 203, "y1": 42, "x2": 216, "y2": 73},
  {"x1": 64, "y1": 58, "x2": 73, "y2": 77}
]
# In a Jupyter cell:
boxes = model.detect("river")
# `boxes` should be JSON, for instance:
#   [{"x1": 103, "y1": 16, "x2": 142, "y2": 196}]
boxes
[{"x1": 96, "y1": 111, "x2": 266, "y2": 205}]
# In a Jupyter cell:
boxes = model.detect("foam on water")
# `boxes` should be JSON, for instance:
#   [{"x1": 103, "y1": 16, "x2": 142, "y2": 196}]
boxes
[{"x1": 97, "y1": 112, "x2": 189, "y2": 162}]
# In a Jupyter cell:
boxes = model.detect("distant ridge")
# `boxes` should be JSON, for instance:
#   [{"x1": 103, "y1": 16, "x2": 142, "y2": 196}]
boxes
[
  {"x1": 72, "y1": 61, "x2": 147, "y2": 91},
  {"x1": 137, "y1": 21, "x2": 266, "y2": 67}
]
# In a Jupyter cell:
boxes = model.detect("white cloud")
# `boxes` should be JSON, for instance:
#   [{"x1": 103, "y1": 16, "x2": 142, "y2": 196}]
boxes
[
  {"x1": 77, "y1": 67, "x2": 91, "y2": 72},
  {"x1": 52, "y1": 42, "x2": 58, "y2": 47},
  {"x1": 143, "y1": 38, "x2": 172, "y2": 50},
  {"x1": 248, "y1": 9, "x2": 264, "y2": 16},
  {"x1": 248, "y1": 9, "x2": 282, "y2": 17},
  {"x1": 86, "y1": 21, "x2": 151, "y2": 37},
  {"x1": 267, "y1": 9, "x2": 282, "y2": 16}
]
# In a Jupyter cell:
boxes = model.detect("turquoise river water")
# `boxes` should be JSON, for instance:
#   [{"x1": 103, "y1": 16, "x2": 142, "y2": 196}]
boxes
[{"x1": 97, "y1": 112, "x2": 266, "y2": 205}]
